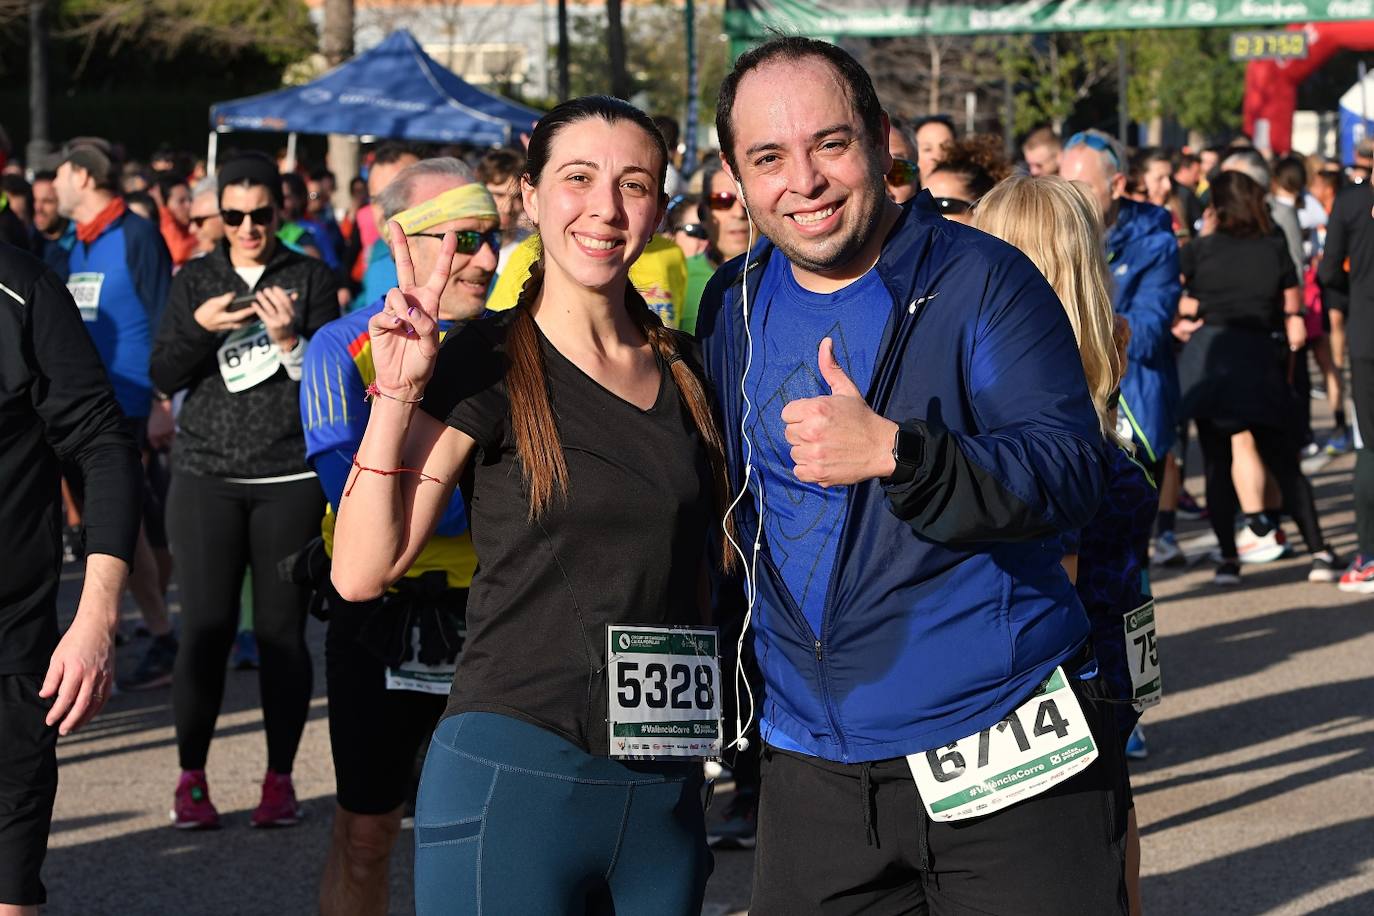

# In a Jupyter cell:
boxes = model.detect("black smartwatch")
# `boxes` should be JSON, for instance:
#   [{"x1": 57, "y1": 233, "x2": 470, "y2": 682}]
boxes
[{"x1": 883, "y1": 424, "x2": 922, "y2": 486}]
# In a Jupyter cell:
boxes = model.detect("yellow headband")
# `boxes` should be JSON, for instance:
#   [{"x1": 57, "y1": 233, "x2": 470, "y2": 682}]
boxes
[{"x1": 393, "y1": 183, "x2": 498, "y2": 234}]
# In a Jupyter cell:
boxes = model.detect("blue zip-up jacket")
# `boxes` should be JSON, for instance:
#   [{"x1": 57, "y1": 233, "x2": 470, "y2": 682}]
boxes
[
  {"x1": 697, "y1": 196, "x2": 1104, "y2": 763},
  {"x1": 1105, "y1": 198, "x2": 1180, "y2": 461},
  {"x1": 68, "y1": 209, "x2": 171, "y2": 419}
]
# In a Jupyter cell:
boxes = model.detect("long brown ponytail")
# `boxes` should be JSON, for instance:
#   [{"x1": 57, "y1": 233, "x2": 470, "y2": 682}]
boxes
[{"x1": 505, "y1": 254, "x2": 737, "y2": 571}]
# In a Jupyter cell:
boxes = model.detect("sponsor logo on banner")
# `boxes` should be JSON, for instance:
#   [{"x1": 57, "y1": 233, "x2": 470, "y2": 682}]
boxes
[
  {"x1": 1238, "y1": 0, "x2": 1311, "y2": 19},
  {"x1": 1328, "y1": 0, "x2": 1374, "y2": 15},
  {"x1": 1187, "y1": 1, "x2": 1219, "y2": 20},
  {"x1": 301, "y1": 88, "x2": 333, "y2": 105}
]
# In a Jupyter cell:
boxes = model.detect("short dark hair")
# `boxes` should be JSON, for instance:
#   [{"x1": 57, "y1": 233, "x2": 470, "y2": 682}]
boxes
[
  {"x1": 475, "y1": 148, "x2": 526, "y2": 186},
  {"x1": 154, "y1": 172, "x2": 188, "y2": 200},
  {"x1": 1273, "y1": 154, "x2": 1307, "y2": 195},
  {"x1": 716, "y1": 36, "x2": 883, "y2": 170},
  {"x1": 1312, "y1": 169, "x2": 1343, "y2": 196},
  {"x1": 1174, "y1": 151, "x2": 1201, "y2": 170},
  {"x1": 31, "y1": 170, "x2": 56, "y2": 184},
  {"x1": 914, "y1": 114, "x2": 956, "y2": 137},
  {"x1": 281, "y1": 171, "x2": 308, "y2": 200},
  {"x1": 1142, "y1": 147, "x2": 1173, "y2": 169},
  {"x1": 308, "y1": 167, "x2": 335, "y2": 184},
  {"x1": 1210, "y1": 170, "x2": 1272, "y2": 239},
  {"x1": 217, "y1": 151, "x2": 283, "y2": 207},
  {"x1": 372, "y1": 141, "x2": 423, "y2": 167},
  {"x1": 1, "y1": 174, "x2": 32, "y2": 201}
]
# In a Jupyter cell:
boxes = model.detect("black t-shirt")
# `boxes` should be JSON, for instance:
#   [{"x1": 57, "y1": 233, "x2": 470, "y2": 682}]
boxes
[
  {"x1": 421, "y1": 310, "x2": 714, "y2": 755},
  {"x1": 1181, "y1": 231, "x2": 1298, "y2": 334}
]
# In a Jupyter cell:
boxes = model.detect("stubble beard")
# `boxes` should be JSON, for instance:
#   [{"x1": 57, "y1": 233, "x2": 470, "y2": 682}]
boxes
[{"x1": 760, "y1": 169, "x2": 887, "y2": 276}]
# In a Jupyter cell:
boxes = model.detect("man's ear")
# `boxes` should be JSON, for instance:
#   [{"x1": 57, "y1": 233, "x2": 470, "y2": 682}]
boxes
[{"x1": 1110, "y1": 171, "x2": 1128, "y2": 201}]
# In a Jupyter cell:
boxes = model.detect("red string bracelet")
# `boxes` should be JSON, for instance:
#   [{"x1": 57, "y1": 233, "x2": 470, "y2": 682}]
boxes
[
  {"x1": 364, "y1": 382, "x2": 422, "y2": 404},
  {"x1": 345, "y1": 452, "x2": 443, "y2": 496}
]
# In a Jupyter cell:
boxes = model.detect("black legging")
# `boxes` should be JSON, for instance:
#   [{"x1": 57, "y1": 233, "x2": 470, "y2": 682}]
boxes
[
  {"x1": 168, "y1": 472, "x2": 322, "y2": 773},
  {"x1": 1194, "y1": 419, "x2": 1326, "y2": 561}
]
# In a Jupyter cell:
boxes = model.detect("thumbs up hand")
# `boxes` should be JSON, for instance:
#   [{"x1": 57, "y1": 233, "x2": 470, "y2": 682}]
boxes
[{"x1": 780, "y1": 337, "x2": 900, "y2": 488}]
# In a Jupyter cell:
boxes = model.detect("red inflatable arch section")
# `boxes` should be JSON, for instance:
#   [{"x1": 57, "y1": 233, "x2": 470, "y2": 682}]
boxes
[{"x1": 1244, "y1": 21, "x2": 1374, "y2": 155}]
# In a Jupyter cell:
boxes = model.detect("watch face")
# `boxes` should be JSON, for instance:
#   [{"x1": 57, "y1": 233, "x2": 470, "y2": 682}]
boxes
[{"x1": 894, "y1": 428, "x2": 922, "y2": 466}]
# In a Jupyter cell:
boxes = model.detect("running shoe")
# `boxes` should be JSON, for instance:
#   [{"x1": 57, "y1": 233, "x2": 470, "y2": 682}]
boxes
[
  {"x1": 1177, "y1": 489, "x2": 1207, "y2": 521},
  {"x1": 1152, "y1": 531, "x2": 1186, "y2": 567},
  {"x1": 707, "y1": 789, "x2": 758, "y2": 849},
  {"x1": 1235, "y1": 526, "x2": 1286, "y2": 565},
  {"x1": 1325, "y1": 429, "x2": 1354, "y2": 455},
  {"x1": 1300, "y1": 441, "x2": 1323, "y2": 460},
  {"x1": 1214, "y1": 561, "x2": 1242, "y2": 587},
  {"x1": 1338, "y1": 555, "x2": 1374, "y2": 593},
  {"x1": 171, "y1": 770, "x2": 220, "y2": 830},
  {"x1": 250, "y1": 770, "x2": 303, "y2": 828},
  {"x1": 119, "y1": 633, "x2": 178, "y2": 691},
  {"x1": 231, "y1": 630, "x2": 259, "y2": 671},
  {"x1": 1124, "y1": 725, "x2": 1148, "y2": 760},
  {"x1": 1309, "y1": 550, "x2": 1345, "y2": 583}
]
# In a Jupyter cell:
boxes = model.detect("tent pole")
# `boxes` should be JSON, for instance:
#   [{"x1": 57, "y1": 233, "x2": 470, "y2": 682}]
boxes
[
  {"x1": 207, "y1": 131, "x2": 219, "y2": 175},
  {"x1": 285, "y1": 132, "x2": 299, "y2": 173}
]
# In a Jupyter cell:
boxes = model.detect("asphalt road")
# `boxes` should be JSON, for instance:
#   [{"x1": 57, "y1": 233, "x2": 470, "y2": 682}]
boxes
[{"x1": 40, "y1": 449, "x2": 1374, "y2": 915}]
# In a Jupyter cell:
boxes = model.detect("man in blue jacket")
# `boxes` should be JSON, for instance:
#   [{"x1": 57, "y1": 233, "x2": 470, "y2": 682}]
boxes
[
  {"x1": 699, "y1": 37, "x2": 1126, "y2": 914},
  {"x1": 1061, "y1": 130, "x2": 1181, "y2": 480}
]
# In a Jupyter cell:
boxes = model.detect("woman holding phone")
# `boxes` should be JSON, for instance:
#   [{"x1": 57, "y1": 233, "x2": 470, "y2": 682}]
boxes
[
  {"x1": 150, "y1": 151, "x2": 339, "y2": 831},
  {"x1": 332, "y1": 96, "x2": 731, "y2": 915}
]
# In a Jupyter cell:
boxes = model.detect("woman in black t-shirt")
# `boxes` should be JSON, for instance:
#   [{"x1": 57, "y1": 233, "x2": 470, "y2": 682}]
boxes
[
  {"x1": 1176, "y1": 171, "x2": 1339, "y2": 586},
  {"x1": 332, "y1": 98, "x2": 733, "y2": 915}
]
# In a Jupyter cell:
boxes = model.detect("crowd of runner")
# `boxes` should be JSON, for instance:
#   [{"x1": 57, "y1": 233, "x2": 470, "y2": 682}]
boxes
[{"x1": 1, "y1": 35, "x2": 1370, "y2": 916}]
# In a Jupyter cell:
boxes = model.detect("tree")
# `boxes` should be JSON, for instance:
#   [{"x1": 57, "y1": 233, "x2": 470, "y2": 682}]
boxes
[
  {"x1": 1126, "y1": 29, "x2": 1244, "y2": 139},
  {"x1": 557, "y1": 0, "x2": 728, "y2": 126},
  {"x1": 993, "y1": 32, "x2": 1120, "y2": 136},
  {"x1": 606, "y1": 0, "x2": 629, "y2": 100}
]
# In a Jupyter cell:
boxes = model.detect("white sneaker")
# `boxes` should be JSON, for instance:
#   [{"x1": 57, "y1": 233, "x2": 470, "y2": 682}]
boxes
[{"x1": 1236, "y1": 526, "x2": 1286, "y2": 564}]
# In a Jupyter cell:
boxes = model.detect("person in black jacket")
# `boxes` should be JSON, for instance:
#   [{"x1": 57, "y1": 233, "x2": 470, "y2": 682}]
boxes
[
  {"x1": 149, "y1": 152, "x2": 339, "y2": 831},
  {"x1": 0, "y1": 242, "x2": 140, "y2": 912},
  {"x1": 1318, "y1": 172, "x2": 1374, "y2": 590}
]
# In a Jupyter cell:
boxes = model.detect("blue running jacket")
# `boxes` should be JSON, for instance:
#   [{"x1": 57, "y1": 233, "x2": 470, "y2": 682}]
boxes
[{"x1": 697, "y1": 194, "x2": 1105, "y2": 763}]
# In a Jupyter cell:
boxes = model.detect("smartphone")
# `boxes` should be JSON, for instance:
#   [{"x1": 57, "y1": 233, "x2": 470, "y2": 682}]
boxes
[{"x1": 230, "y1": 288, "x2": 299, "y2": 307}]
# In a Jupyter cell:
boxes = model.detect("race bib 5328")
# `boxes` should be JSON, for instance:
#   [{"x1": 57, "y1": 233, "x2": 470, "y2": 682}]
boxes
[
  {"x1": 906, "y1": 666, "x2": 1098, "y2": 822},
  {"x1": 607, "y1": 625, "x2": 721, "y2": 761}
]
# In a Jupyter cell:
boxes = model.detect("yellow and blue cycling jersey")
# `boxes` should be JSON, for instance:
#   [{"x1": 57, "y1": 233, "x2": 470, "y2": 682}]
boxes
[{"x1": 300, "y1": 298, "x2": 477, "y2": 588}]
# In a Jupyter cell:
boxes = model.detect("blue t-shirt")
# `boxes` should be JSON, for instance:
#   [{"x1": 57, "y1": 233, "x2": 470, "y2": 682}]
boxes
[{"x1": 745, "y1": 253, "x2": 892, "y2": 638}]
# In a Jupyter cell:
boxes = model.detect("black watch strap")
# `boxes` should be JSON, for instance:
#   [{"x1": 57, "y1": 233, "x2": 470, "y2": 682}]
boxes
[{"x1": 882, "y1": 425, "x2": 922, "y2": 486}]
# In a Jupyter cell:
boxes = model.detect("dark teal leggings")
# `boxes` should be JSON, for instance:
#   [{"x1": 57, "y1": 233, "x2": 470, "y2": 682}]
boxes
[{"x1": 414, "y1": 712, "x2": 712, "y2": 915}]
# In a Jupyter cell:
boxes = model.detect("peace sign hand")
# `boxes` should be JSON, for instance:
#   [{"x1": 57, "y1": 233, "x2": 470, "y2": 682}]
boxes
[{"x1": 367, "y1": 220, "x2": 458, "y2": 400}]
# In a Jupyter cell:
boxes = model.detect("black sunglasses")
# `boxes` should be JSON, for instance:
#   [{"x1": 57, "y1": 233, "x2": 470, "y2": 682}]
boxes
[
  {"x1": 932, "y1": 197, "x2": 975, "y2": 215},
  {"x1": 189, "y1": 214, "x2": 220, "y2": 229},
  {"x1": 220, "y1": 206, "x2": 275, "y2": 227},
  {"x1": 676, "y1": 223, "x2": 708, "y2": 240},
  {"x1": 408, "y1": 228, "x2": 503, "y2": 255}
]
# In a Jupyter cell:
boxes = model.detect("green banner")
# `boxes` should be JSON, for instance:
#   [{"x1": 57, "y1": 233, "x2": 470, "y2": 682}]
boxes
[{"x1": 725, "y1": 0, "x2": 1374, "y2": 40}]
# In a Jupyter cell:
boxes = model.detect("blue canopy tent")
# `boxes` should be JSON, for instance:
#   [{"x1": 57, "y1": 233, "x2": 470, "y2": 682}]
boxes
[{"x1": 207, "y1": 30, "x2": 541, "y2": 168}]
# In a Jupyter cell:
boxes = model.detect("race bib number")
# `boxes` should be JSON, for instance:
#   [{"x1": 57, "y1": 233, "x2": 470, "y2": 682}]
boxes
[
  {"x1": 906, "y1": 667, "x2": 1098, "y2": 822},
  {"x1": 67, "y1": 272, "x2": 104, "y2": 322},
  {"x1": 385, "y1": 625, "x2": 459, "y2": 694},
  {"x1": 217, "y1": 321, "x2": 280, "y2": 393},
  {"x1": 1124, "y1": 601, "x2": 1162, "y2": 710},
  {"x1": 607, "y1": 625, "x2": 721, "y2": 761}
]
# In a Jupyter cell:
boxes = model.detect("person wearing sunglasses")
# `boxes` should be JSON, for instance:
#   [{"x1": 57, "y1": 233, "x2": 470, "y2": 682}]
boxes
[
  {"x1": 665, "y1": 194, "x2": 709, "y2": 259},
  {"x1": 301, "y1": 157, "x2": 498, "y2": 916},
  {"x1": 1061, "y1": 129, "x2": 1182, "y2": 570},
  {"x1": 149, "y1": 150, "x2": 341, "y2": 832},
  {"x1": 187, "y1": 175, "x2": 224, "y2": 258},
  {"x1": 679, "y1": 161, "x2": 755, "y2": 335},
  {"x1": 885, "y1": 116, "x2": 919, "y2": 204},
  {"x1": 923, "y1": 135, "x2": 1010, "y2": 225}
]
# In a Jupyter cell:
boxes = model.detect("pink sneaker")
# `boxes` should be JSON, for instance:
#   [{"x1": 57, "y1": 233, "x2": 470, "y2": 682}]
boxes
[
  {"x1": 171, "y1": 770, "x2": 221, "y2": 830},
  {"x1": 250, "y1": 770, "x2": 303, "y2": 828}
]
